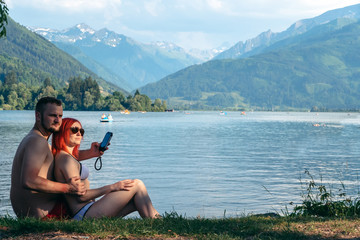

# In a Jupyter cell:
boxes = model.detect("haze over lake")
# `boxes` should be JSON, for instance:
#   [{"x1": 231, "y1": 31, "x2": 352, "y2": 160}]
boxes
[{"x1": 1, "y1": 111, "x2": 360, "y2": 218}]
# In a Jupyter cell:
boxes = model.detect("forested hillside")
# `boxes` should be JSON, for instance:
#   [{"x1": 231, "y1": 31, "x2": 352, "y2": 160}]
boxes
[
  {"x1": 0, "y1": 18, "x2": 168, "y2": 111},
  {"x1": 139, "y1": 20, "x2": 360, "y2": 110},
  {"x1": 0, "y1": 75, "x2": 167, "y2": 111},
  {"x1": 0, "y1": 18, "x2": 122, "y2": 92},
  {"x1": 215, "y1": 4, "x2": 360, "y2": 60}
]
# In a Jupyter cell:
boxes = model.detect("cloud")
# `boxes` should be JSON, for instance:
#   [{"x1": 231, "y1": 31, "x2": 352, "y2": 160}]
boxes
[
  {"x1": 144, "y1": 0, "x2": 166, "y2": 16},
  {"x1": 7, "y1": 0, "x2": 360, "y2": 50},
  {"x1": 8, "y1": 0, "x2": 360, "y2": 19},
  {"x1": 7, "y1": 0, "x2": 117, "y2": 12},
  {"x1": 207, "y1": 0, "x2": 223, "y2": 10}
]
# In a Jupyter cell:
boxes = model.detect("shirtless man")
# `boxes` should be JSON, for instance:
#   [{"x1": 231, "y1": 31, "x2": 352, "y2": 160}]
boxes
[{"x1": 10, "y1": 97, "x2": 102, "y2": 218}]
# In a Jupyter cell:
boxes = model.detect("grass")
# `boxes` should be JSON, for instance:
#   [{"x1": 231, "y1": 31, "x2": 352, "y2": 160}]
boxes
[
  {"x1": 3, "y1": 171, "x2": 360, "y2": 239},
  {"x1": 291, "y1": 170, "x2": 360, "y2": 218},
  {"x1": 2, "y1": 214, "x2": 360, "y2": 239}
]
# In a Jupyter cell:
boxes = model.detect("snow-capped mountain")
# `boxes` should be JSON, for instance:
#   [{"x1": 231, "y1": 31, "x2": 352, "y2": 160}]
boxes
[
  {"x1": 30, "y1": 24, "x2": 216, "y2": 91},
  {"x1": 188, "y1": 42, "x2": 233, "y2": 60}
]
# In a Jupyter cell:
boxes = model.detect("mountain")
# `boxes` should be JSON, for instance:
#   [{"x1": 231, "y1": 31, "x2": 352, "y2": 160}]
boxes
[
  {"x1": 215, "y1": 3, "x2": 360, "y2": 60},
  {"x1": 139, "y1": 19, "x2": 360, "y2": 110},
  {"x1": 31, "y1": 24, "x2": 205, "y2": 91},
  {"x1": 187, "y1": 42, "x2": 233, "y2": 61},
  {"x1": 0, "y1": 18, "x2": 124, "y2": 93}
]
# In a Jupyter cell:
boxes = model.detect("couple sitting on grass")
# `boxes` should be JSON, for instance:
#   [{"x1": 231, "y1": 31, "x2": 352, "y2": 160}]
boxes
[{"x1": 10, "y1": 97, "x2": 160, "y2": 220}]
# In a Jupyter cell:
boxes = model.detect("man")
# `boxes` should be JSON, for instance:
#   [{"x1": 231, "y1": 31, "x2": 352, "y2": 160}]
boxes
[{"x1": 10, "y1": 97, "x2": 102, "y2": 218}]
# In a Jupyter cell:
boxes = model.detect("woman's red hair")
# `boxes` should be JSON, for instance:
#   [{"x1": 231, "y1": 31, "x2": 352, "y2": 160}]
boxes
[{"x1": 52, "y1": 118, "x2": 81, "y2": 159}]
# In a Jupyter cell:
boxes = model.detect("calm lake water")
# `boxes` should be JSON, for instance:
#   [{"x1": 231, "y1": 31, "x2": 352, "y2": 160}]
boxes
[{"x1": 1, "y1": 111, "x2": 360, "y2": 218}]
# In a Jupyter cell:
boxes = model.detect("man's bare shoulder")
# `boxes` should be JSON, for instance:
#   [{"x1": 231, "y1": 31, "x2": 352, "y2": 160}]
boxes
[
  {"x1": 17, "y1": 130, "x2": 50, "y2": 154},
  {"x1": 23, "y1": 130, "x2": 48, "y2": 144}
]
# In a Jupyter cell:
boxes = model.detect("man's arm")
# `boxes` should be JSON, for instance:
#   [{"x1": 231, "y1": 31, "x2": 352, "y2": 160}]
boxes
[
  {"x1": 59, "y1": 155, "x2": 112, "y2": 201},
  {"x1": 21, "y1": 138, "x2": 85, "y2": 195},
  {"x1": 78, "y1": 142, "x2": 104, "y2": 161}
]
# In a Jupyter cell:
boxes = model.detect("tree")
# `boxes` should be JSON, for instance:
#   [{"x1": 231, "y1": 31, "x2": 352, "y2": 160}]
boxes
[
  {"x1": 4, "y1": 71, "x2": 17, "y2": 86},
  {"x1": 44, "y1": 77, "x2": 54, "y2": 88},
  {"x1": 134, "y1": 89, "x2": 141, "y2": 96},
  {"x1": 0, "y1": 94, "x2": 4, "y2": 107},
  {"x1": 83, "y1": 91, "x2": 95, "y2": 110},
  {"x1": 107, "y1": 97, "x2": 122, "y2": 111},
  {"x1": 7, "y1": 90, "x2": 18, "y2": 109},
  {"x1": 67, "y1": 77, "x2": 83, "y2": 108},
  {"x1": 37, "y1": 85, "x2": 57, "y2": 99},
  {"x1": 0, "y1": 0, "x2": 8, "y2": 38},
  {"x1": 113, "y1": 91, "x2": 125, "y2": 103}
]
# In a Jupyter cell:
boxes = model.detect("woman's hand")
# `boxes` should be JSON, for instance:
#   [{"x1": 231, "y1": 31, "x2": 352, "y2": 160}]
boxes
[
  {"x1": 90, "y1": 142, "x2": 104, "y2": 157},
  {"x1": 111, "y1": 179, "x2": 135, "y2": 191}
]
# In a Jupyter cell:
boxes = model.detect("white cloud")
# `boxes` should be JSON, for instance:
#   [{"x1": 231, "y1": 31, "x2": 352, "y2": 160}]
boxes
[
  {"x1": 7, "y1": 0, "x2": 360, "y2": 50},
  {"x1": 8, "y1": 0, "x2": 117, "y2": 12},
  {"x1": 207, "y1": 0, "x2": 223, "y2": 10},
  {"x1": 144, "y1": 0, "x2": 165, "y2": 16}
]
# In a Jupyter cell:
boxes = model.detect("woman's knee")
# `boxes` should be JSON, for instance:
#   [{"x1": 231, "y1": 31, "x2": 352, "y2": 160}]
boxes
[{"x1": 133, "y1": 179, "x2": 147, "y2": 190}]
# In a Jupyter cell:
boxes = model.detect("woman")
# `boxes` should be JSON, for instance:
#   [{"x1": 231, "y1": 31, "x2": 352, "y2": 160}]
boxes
[{"x1": 52, "y1": 118, "x2": 160, "y2": 220}]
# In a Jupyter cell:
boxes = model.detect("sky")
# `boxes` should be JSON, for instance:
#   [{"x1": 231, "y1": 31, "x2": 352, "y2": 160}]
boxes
[{"x1": 6, "y1": 0, "x2": 360, "y2": 50}]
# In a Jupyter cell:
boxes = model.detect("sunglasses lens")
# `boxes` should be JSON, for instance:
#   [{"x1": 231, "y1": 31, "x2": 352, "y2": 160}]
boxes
[
  {"x1": 70, "y1": 127, "x2": 85, "y2": 136},
  {"x1": 70, "y1": 127, "x2": 78, "y2": 134}
]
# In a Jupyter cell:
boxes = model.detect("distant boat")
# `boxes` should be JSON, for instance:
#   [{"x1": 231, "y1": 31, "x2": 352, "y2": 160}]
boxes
[
  {"x1": 100, "y1": 114, "x2": 113, "y2": 122},
  {"x1": 121, "y1": 109, "x2": 130, "y2": 114},
  {"x1": 220, "y1": 111, "x2": 227, "y2": 115}
]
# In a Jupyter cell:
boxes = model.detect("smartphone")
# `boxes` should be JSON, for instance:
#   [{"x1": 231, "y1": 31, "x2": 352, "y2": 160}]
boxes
[{"x1": 99, "y1": 132, "x2": 113, "y2": 152}]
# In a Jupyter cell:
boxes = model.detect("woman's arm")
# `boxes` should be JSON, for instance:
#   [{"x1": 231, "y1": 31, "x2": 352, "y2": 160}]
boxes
[
  {"x1": 57, "y1": 153, "x2": 135, "y2": 203},
  {"x1": 78, "y1": 142, "x2": 104, "y2": 161},
  {"x1": 77, "y1": 184, "x2": 112, "y2": 202},
  {"x1": 77, "y1": 180, "x2": 136, "y2": 203},
  {"x1": 56, "y1": 154, "x2": 108, "y2": 201}
]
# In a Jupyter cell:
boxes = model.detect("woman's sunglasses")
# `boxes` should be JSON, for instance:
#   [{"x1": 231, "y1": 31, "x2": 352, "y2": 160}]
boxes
[{"x1": 70, "y1": 127, "x2": 85, "y2": 136}]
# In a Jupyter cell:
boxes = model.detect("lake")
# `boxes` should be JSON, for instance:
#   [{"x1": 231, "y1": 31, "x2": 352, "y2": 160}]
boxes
[{"x1": 1, "y1": 110, "x2": 360, "y2": 218}]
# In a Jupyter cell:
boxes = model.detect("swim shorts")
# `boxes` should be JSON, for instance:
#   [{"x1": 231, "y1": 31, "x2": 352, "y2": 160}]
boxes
[{"x1": 73, "y1": 202, "x2": 95, "y2": 221}]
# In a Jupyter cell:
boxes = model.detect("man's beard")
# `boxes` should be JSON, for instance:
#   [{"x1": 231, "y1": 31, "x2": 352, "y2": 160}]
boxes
[{"x1": 41, "y1": 114, "x2": 59, "y2": 133}]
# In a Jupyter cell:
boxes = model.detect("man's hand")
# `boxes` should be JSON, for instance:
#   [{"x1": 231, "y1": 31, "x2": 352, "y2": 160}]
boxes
[
  {"x1": 67, "y1": 176, "x2": 86, "y2": 195},
  {"x1": 111, "y1": 179, "x2": 135, "y2": 192}
]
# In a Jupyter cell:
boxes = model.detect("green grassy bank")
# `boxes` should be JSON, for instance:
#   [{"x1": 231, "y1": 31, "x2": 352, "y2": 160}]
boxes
[
  {"x1": 3, "y1": 172, "x2": 360, "y2": 239},
  {"x1": 1, "y1": 213, "x2": 360, "y2": 239}
]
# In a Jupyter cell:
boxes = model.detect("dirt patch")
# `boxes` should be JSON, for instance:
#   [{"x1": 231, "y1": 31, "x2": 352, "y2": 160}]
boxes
[{"x1": 0, "y1": 231, "x2": 192, "y2": 240}]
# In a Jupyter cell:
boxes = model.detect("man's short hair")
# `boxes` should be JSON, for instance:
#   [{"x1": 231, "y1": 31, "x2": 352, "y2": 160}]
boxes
[{"x1": 35, "y1": 97, "x2": 62, "y2": 114}]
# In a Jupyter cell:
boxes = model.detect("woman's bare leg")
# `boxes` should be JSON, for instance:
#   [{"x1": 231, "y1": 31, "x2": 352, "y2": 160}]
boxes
[
  {"x1": 116, "y1": 199, "x2": 137, "y2": 217},
  {"x1": 85, "y1": 179, "x2": 159, "y2": 218}
]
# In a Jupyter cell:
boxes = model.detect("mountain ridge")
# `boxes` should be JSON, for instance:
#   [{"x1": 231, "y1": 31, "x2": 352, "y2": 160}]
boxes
[
  {"x1": 31, "y1": 24, "x2": 224, "y2": 91},
  {"x1": 215, "y1": 3, "x2": 360, "y2": 60},
  {"x1": 138, "y1": 19, "x2": 360, "y2": 110}
]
